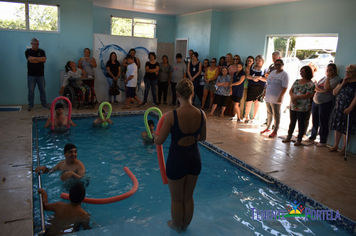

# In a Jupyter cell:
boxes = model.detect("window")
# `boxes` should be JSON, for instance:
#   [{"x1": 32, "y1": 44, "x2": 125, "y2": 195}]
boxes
[
  {"x1": 111, "y1": 16, "x2": 156, "y2": 38},
  {"x1": 0, "y1": 1, "x2": 58, "y2": 31}
]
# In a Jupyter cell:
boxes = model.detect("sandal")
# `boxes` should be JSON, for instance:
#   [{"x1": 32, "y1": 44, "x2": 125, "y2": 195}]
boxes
[{"x1": 137, "y1": 102, "x2": 143, "y2": 107}]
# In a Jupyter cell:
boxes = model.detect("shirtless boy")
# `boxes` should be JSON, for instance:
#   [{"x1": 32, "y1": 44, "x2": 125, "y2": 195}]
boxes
[
  {"x1": 35, "y1": 143, "x2": 85, "y2": 181},
  {"x1": 38, "y1": 183, "x2": 92, "y2": 235},
  {"x1": 44, "y1": 103, "x2": 76, "y2": 129}
]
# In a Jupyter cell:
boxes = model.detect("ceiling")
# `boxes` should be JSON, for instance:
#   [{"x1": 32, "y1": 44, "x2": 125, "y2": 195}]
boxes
[{"x1": 93, "y1": 0, "x2": 301, "y2": 16}]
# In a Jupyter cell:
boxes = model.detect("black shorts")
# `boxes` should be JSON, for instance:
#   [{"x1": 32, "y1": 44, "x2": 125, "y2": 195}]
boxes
[
  {"x1": 126, "y1": 87, "x2": 136, "y2": 98},
  {"x1": 246, "y1": 85, "x2": 264, "y2": 102},
  {"x1": 213, "y1": 94, "x2": 229, "y2": 107},
  {"x1": 231, "y1": 95, "x2": 242, "y2": 103}
]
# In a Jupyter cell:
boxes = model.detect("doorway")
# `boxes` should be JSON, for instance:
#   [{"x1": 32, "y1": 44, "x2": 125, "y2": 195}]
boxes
[
  {"x1": 175, "y1": 38, "x2": 188, "y2": 59},
  {"x1": 265, "y1": 35, "x2": 339, "y2": 130}
]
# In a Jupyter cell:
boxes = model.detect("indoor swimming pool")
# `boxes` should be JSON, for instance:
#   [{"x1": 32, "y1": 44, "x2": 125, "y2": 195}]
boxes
[{"x1": 32, "y1": 112, "x2": 353, "y2": 235}]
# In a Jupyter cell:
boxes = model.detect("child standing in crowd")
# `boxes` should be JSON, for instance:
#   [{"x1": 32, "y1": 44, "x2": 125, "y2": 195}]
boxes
[
  {"x1": 123, "y1": 55, "x2": 142, "y2": 109},
  {"x1": 209, "y1": 67, "x2": 231, "y2": 117}
]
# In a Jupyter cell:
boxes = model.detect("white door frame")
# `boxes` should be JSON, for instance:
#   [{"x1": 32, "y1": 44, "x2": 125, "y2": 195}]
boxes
[{"x1": 175, "y1": 38, "x2": 189, "y2": 58}]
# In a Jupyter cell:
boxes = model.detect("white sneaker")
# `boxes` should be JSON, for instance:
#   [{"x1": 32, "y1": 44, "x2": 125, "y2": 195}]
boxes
[
  {"x1": 248, "y1": 119, "x2": 256, "y2": 124},
  {"x1": 229, "y1": 117, "x2": 237, "y2": 121}
]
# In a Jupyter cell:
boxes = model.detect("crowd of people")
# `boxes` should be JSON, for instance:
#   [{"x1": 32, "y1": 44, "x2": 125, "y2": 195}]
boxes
[{"x1": 27, "y1": 37, "x2": 356, "y2": 234}]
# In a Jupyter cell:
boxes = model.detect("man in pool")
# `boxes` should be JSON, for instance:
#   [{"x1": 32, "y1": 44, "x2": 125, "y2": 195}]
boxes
[
  {"x1": 35, "y1": 143, "x2": 85, "y2": 181},
  {"x1": 44, "y1": 103, "x2": 76, "y2": 129},
  {"x1": 93, "y1": 109, "x2": 113, "y2": 125},
  {"x1": 141, "y1": 119, "x2": 156, "y2": 143},
  {"x1": 38, "y1": 183, "x2": 92, "y2": 235}
]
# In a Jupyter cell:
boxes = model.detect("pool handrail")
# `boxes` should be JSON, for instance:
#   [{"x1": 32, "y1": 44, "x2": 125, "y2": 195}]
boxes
[
  {"x1": 50, "y1": 96, "x2": 72, "y2": 130},
  {"x1": 199, "y1": 142, "x2": 274, "y2": 184},
  {"x1": 60, "y1": 167, "x2": 138, "y2": 204},
  {"x1": 35, "y1": 121, "x2": 46, "y2": 236}
]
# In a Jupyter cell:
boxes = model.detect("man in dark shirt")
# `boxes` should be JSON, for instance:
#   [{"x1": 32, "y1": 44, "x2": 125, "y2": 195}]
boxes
[{"x1": 25, "y1": 38, "x2": 48, "y2": 111}]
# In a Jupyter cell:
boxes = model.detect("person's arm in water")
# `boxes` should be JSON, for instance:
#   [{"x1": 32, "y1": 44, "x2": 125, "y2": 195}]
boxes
[
  {"x1": 44, "y1": 117, "x2": 53, "y2": 128},
  {"x1": 37, "y1": 188, "x2": 63, "y2": 211},
  {"x1": 93, "y1": 118, "x2": 102, "y2": 125},
  {"x1": 154, "y1": 112, "x2": 173, "y2": 145},
  {"x1": 141, "y1": 129, "x2": 156, "y2": 142},
  {"x1": 35, "y1": 161, "x2": 61, "y2": 174},
  {"x1": 70, "y1": 119, "x2": 77, "y2": 127},
  {"x1": 60, "y1": 162, "x2": 86, "y2": 181}
]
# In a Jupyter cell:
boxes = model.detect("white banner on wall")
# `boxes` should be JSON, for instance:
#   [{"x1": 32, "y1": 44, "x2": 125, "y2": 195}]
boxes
[{"x1": 93, "y1": 33, "x2": 157, "y2": 102}]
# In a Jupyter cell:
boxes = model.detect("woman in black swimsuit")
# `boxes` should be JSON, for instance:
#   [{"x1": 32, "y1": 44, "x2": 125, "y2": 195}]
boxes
[{"x1": 154, "y1": 79, "x2": 207, "y2": 233}]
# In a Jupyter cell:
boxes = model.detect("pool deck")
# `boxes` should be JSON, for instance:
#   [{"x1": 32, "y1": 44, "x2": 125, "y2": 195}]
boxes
[{"x1": 0, "y1": 103, "x2": 355, "y2": 235}]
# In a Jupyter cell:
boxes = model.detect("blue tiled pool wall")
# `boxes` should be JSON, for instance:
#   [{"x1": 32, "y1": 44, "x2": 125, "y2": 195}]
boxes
[
  {"x1": 200, "y1": 140, "x2": 356, "y2": 236},
  {"x1": 32, "y1": 111, "x2": 356, "y2": 236}
]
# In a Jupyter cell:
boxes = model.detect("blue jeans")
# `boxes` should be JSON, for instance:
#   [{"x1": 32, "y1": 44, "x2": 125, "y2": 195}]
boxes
[
  {"x1": 144, "y1": 78, "x2": 158, "y2": 103},
  {"x1": 107, "y1": 77, "x2": 118, "y2": 102},
  {"x1": 309, "y1": 100, "x2": 333, "y2": 143},
  {"x1": 28, "y1": 75, "x2": 47, "y2": 107}
]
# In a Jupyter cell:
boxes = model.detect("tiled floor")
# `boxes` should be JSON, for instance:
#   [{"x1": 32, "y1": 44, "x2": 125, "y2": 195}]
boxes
[{"x1": 0, "y1": 102, "x2": 355, "y2": 235}]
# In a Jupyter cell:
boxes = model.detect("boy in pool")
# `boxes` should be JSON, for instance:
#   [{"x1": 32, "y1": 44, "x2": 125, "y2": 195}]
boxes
[
  {"x1": 44, "y1": 103, "x2": 76, "y2": 129},
  {"x1": 93, "y1": 109, "x2": 113, "y2": 125},
  {"x1": 141, "y1": 119, "x2": 156, "y2": 143},
  {"x1": 38, "y1": 183, "x2": 92, "y2": 235}
]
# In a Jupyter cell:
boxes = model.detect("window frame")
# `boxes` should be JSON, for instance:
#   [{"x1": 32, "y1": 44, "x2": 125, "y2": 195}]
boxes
[
  {"x1": 111, "y1": 15, "x2": 157, "y2": 39},
  {"x1": 0, "y1": 1, "x2": 60, "y2": 33}
]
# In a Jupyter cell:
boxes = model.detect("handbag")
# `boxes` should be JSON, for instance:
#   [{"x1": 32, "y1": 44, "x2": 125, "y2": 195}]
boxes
[{"x1": 109, "y1": 83, "x2": 120, "y2": 95}]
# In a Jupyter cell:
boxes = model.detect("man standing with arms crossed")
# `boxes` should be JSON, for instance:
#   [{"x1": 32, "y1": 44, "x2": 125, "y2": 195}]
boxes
[{"x1": 25, "y1": 38, "x2": 49, "y2": 111}]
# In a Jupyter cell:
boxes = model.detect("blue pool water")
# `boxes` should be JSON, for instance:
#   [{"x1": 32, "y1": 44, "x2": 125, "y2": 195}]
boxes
[{"x1": 32, "y1": 114, "x2": 351, "y2": 236}]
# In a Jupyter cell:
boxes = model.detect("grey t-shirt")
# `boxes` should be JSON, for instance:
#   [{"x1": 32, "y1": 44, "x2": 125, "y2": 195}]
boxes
[
  {"x1": 171, "y1": 62, "x2": 186, "y2": 83},
  {"x1": 313, "y1": 75, "x2": 341, "y2": 104},
  {"x1": 158, "y1": 63, "x2": 172, "y2": 82},
  {"x1": 215, "y1": 75, "x2": 231, "y2": 96}
]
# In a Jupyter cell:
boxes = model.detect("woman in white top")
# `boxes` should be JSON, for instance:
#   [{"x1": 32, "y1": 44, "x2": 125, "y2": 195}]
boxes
[
  {"x1": 260, "y1": 59, "x2": 289, "y2": 138},
  {"x1": 59, "y1": 61, "x2": 91, "y2": 104}
]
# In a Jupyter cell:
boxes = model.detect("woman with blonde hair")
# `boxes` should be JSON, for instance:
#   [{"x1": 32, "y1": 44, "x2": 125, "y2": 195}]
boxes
[
  {"x1": 154, "y1": 78, "x2": 206, "y2": 233},
  {"x1": 243, "y1": 55, "x2": 267, "y2": 123}
]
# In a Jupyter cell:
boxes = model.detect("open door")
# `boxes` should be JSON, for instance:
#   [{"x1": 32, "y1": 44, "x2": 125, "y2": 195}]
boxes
[{"x1": 175, "y1": 38, "x2": 188, "y2": 59}]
